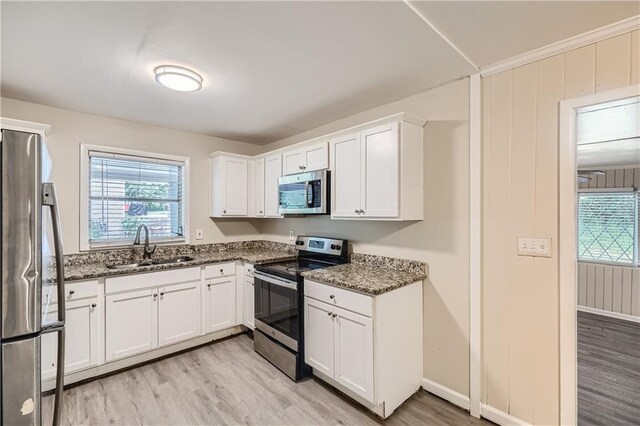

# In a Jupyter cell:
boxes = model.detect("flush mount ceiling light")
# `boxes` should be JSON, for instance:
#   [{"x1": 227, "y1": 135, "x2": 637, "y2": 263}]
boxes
[{"x1": 154, "y1": 65, "x2": 203, "y2": 92}]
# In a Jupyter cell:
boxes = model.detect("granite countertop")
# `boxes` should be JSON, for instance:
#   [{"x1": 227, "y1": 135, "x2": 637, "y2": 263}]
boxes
[
  {"x1": 301, "y1": 254, "x2": 427, "y2": 296},
  {"x1": 55, "y1": 248, "x2": 296, "y2": 283}
]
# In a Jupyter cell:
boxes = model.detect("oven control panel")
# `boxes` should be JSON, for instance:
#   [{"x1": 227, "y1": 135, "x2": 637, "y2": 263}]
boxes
[{"x1": 295, "y1": 236, "x2": 347, "y2": 257}]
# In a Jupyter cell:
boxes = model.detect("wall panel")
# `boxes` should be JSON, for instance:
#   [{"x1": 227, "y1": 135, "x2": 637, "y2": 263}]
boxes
[{"x1": 482, "y1": 33, "x2": 637, "y2": 424}]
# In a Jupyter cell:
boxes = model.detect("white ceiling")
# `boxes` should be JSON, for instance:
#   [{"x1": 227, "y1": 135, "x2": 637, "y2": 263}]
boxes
[
  {"x1": 2, "y1": 2, "x2": 638, "y2": 144},
  {"x1": 410, "y1": 1, "x2": 639, "y2": 67}
]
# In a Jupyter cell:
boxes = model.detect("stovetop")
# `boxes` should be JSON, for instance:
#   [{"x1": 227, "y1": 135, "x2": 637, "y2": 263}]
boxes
[{"x1": 254, "y1": 236, "x2": 349, "y2": 281}]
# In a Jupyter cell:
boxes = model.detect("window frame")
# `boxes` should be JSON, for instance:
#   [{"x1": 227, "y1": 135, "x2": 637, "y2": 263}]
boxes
[
  {"x1": 80, "y1": 144, "x2": 190, "y2": 251},
  {"x1": 576, "y1": 187, "x2": 639, "y2": 267}
]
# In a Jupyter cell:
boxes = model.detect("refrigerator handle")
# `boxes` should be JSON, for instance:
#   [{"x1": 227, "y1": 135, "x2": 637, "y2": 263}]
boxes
[{"x1": 42, "y1": 182, "x2": 65, "y2": 426}]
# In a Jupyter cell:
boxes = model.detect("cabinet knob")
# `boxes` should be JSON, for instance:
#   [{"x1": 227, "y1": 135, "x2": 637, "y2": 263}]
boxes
[
  {"x1": 329, "y1": 294, "x2": 335, "y2": 299},
  {"x1": 153, "y1": 293, "x2": 158, "y2": 298},
  {"x1": 220, "y1": 268, "x2": 224, "y2": 274},
  {"x1": 223, "y1": 210, "x2": 227, "y2": 214},
  {"x1": 327, "y1": 312, "x2": 332, "y2": 316},
  {"x1": 91, "y1": 303, "x2": 97, "y2": 308},
  {"x1": 354, "y1": 209, "x2": 359, "y2": 214},
  {"x1": 361, "y1": 210, "x2": 365, "y2": 214},
  {"x1": 68, "y1": 290, "x2": 75, "y2": 295},
  {"x1": 160, "y1": 291, "x2": 165, "y2": 296},
  {"x1": 332, "y1": 313, "x2": 337, "y2": 318},
  {"x1": 259, "y1": 210, "x2": 263, "y2": 214},
  {"x1": 207, "y1": 283, "x2": 211, "y2": 288}
]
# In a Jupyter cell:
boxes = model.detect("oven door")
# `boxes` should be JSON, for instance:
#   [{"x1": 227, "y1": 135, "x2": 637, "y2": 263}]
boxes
[
  {"x1": 254, "y1": 271, "x2": 300, "y2": 351},
  {"x1": 278, "y1": 170, "x2": 327, "y2": 215}
]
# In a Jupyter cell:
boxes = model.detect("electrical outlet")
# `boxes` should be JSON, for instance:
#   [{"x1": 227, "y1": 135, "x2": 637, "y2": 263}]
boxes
[
  {"x1": 196, "y1": 229, "x2": 204, "y2": 240},
  {"x1": 517, "y1": 237, "x2": 552, "y2": 257},
  {"x1": 289, "y1": 230, "x2": 296, "y2": 241}
]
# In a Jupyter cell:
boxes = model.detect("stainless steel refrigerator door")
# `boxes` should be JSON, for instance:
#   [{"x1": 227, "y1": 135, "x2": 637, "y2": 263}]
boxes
[
  {"x1": 1, "y1": 336, "x2": 42, "y2": 425},
  {"x1": 1, "y1": 129, "x2": 42, "y2": 339}
]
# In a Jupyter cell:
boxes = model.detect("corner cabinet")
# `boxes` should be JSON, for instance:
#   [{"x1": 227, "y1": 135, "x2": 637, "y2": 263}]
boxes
[
  {"x1": 209, "y1": 153, "x2": 249, "y2": 217},
  {"x1": 304, "y1": 279, "x2": 423, "y2": 419},
  {"x1": 330, "y1": 117, "x2": 424, "y2": 221},
  {"x1": 250, "y1": 158, "x2": 265, "y2": 217},
  {"x1": 264, "y1": 154, "x2": 283, "y2": 217}
]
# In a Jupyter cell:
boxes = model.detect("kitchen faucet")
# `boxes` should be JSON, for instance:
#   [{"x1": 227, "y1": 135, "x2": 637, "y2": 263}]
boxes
[{"x1": 133, "y1": 224, "x2": 156, "y2": 259}]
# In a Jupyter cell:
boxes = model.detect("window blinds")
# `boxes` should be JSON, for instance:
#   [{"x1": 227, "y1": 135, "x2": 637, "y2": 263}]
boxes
[
  {"x1": 578, "y1": 191, "x2": 638, "y2": 265},
  {"x1": 88, "y1": 150, "x2": 185, "y2": 247}
]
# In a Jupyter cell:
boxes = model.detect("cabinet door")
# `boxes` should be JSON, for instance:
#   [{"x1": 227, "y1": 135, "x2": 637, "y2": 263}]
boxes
[
  {"x1": 253, "y1": 158, "x2": 265, "y2": 217},
  {"x1": 243, "y1": 277, "x2": 255, "y2": 329},
  {"x1": 264, "y1": 154, "x2": 282, "y2": 217},
  {"x1": 330, "y1": 132, "x2": 362, "y2": 217},
  {"x1": 204, "y1": 276, "x2": 236, "y2": 334},
  {"x1": 41, "y1": 298, "x2": 102, "y2": 379},
  {"x1": 361, "y1": 123, "x2": 399, "y2": 218},
  {"x1": 158, "y1": 281, "x2": 200, "y2": 347},
  {"x1": 106, "y1": 288, "x2": 158, "y2": 361},
  {"x1": 304, "y1": 141, "x2": 328, "y2": 172},
  {"x1": 333, "y1": 306, "x2": 374, "y2": 402},
  {"x1": 304, "y1": 298, "x2": 334, "y2": 377},
  {"x1": 221, "y1": 156, "x2": 248, "y2": 216},
  {"x1": 283, "y1": 149, "x2": 305, "y2": 175}
]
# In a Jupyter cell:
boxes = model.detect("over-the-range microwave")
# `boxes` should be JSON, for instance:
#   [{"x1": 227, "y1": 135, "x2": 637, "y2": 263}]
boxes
[{"x1": 278, "y1": 169, "x2": 329, "y2": 215}]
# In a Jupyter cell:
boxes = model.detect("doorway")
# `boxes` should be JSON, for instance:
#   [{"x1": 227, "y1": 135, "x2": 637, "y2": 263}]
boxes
[{"x1": 559, "y1": 85, "x2": 640, "y2": 425}]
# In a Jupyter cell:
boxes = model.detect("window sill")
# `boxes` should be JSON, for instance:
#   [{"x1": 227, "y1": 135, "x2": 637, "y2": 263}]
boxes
[{"x1": 83, "y1": 239, "x2": 189, "y2": 252}]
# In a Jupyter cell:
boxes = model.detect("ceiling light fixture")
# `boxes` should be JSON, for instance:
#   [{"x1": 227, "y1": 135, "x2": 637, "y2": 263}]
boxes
[{"x1": 154, "y1": 65, "x2": 203, "y2": 92}]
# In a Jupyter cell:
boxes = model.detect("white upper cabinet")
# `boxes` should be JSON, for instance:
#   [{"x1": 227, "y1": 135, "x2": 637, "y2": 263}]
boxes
[
  {"x1": 251, "y1": 158, "x2": 265, "y2": 217},
  {"x1": 330, "y1": 116, "x2": 423, "y2": 221},
  {"x1": 209, "y1": 154, "x2": 249, "y2": 217},
  {"x1": 264, "y1": 154, "x2": 283, "y2": 217},
  {"x1": 282, "y1": 141, "x2": 329, "y2": 175},
  {"x1": 330, "y1": 132, "x2": 362, "y2": 218}
]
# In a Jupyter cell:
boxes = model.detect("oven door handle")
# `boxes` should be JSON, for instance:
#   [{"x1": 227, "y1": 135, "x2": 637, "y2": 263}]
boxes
[{"x1": 254, "y1": 271, "x2": 298, "y2": 291}]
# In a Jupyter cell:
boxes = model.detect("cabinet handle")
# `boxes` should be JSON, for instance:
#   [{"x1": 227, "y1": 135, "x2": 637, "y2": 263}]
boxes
[
  {"x1": 91, "y1": 303, "x2": 97, "y2": 308},
  {"x1": 68, "y1": 290, "x2": 75, "y2": 295},
  {"x1": 329, "y1": 294, "x2": 335, "y2": 299},
  {"x1": 332, "y1": 313, "x2": 337, "y2": 318}
]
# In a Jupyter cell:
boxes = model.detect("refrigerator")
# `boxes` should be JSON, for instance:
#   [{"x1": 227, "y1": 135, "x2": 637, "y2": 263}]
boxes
[{"x1": 1, "y1": 126, "x2": 66, "y2": 425}]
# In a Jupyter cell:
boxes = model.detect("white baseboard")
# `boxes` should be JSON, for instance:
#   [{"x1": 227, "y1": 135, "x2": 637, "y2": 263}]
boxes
[
  {"x1": 578, "y1": 305, "x2": 640, "y2": 324},
  {"x1": 480, "y1": 404, "x2": 531, "y2": 426},
  {"x1": 421, "y1": 378, "x2": 470, "y2": 411}
]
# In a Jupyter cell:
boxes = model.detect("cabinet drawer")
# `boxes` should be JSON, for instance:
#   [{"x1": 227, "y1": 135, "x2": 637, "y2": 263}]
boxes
[
  {"x1": 305, "y1": 280, "x2": 372, "y2": 317},
  {"x1": 105, "y1": 267, "x2": 201, "y2": 294},
  {"x1": 45, "y1": 279, "x2": 99, "y2": 304},
  {"x1": 205, "y1": 262, "x2": 236, "y2": 278}
]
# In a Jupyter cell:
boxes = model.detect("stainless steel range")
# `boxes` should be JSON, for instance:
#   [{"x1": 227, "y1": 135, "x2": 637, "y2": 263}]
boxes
[{"x1": 253, "y1": 236, "x2": 348, "y2": 381}]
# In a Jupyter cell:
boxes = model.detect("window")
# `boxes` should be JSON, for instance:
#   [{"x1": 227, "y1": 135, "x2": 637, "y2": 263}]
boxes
[
  {"x1": 81, "y1": 146, "x2": 189, "y2": 249},
  {"x1": 577, "y1": 191, "x2": 638, "y2": 265}
]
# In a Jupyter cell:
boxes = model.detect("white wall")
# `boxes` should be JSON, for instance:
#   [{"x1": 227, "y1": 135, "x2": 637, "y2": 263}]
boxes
[
  {"x1": 1, "y1": 97, "x2": 263, "y2": 253},
  {"x1": 255, "y1": 78, "x2": 472, "y2": 398}
]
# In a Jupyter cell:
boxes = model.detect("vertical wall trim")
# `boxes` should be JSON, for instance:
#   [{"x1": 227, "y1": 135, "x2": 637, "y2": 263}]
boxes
[
  {"x1": 559, "y1": 84, "x2": 640, "y2": 426},
  {"x1": 469, "y1": 73, "x2": 482, "y2": 418}
]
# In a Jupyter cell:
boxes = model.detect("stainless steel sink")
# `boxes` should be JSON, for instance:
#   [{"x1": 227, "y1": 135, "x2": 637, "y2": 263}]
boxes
[
  {"x1": 106, "y1": 261, "x2": 152, "y2": 270},
  {"x1": 152, "y1": 256, "x2": 195, "y2": 265}
]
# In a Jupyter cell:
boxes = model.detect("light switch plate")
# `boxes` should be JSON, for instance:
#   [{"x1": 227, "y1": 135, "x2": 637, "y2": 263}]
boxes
[
  {"x1": 517, "y1": 237, "x2": 552, "y2": 257},
  {"x1": 196, "y1": 229, "x2": 204, "y2": 240}
]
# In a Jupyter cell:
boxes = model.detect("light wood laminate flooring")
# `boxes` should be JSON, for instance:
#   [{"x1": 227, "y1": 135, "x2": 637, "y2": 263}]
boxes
[{"x1": 44, "y1": 333, "x2": 490, "y2": 425}]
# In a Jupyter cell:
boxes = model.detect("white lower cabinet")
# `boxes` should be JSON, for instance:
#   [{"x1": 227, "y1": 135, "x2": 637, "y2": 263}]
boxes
[
  {"x1": 106, "y1": 288, "x2": 158, "y2": 361},
  {"x1": 41, "y1": 296, "x2": 102, "y2": 380},
  {"x1": 304, "y1": 279, "x2": 423, "y2": 419},
  {"x1": 158, "y1": 281, "x2": 201, "y2": 346},
  {"x1": 203, "y1": 275, "x2": 236, "y2": 334},
  {"x1": 243, "y1": 265, "x2": 255, "y2": 329},
  {"x1": 304, "y1": 298, "x2": 335, "y2": 377}
]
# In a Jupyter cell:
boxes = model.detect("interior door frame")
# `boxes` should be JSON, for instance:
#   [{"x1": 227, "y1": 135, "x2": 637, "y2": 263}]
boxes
[{"x1": 558, "y1": 84, "x2": 639, "y2": 426}]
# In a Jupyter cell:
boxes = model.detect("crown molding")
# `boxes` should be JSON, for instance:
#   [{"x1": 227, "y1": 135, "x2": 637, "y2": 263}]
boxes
[{"x1": 481, "y1": 15, "x2": 640, "y2": 77}]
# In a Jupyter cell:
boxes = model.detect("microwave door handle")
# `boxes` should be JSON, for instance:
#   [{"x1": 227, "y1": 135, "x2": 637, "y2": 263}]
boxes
[
  {"x1": 42, "y1": 182, "x2": 65, "y2": 426},
  {"x1": 305, "y1": 181, "x2": 314, "y2": 208}
]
